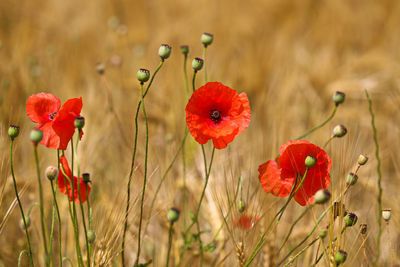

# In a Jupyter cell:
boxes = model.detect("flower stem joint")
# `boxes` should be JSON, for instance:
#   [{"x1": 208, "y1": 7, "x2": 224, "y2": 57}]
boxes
[
  {"x1": 137, "y1": 68, "x2": 150, "y2": 84},
  {"x1": 333, "y1": 91, "x2": 345, "y2": 106},
  {"x1": 8, "y1": 125, "x2": 20, "y2": 140},
  {"x1": 30, "y1": 129, "x2": 43, "y2": 145},
  {"x1": 192, "y1": 57, "x2": 204, "y2": 72},
  {"x1": 167, "y1": 207, "x2": 180, "y2": 224},
  {"x1": 201, "y1": 33, "x2": 214, "y2": 47},
  {"x1": 158, "y1": 44, "x2": 171, "y2": 60}
]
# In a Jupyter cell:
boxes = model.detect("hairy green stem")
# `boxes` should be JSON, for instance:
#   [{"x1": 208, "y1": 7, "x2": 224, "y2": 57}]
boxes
[{"x1": 295, "y1": 106, "x2": 337, "y2": 140}]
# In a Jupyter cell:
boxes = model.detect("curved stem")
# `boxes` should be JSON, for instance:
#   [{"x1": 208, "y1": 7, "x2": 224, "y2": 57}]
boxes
[
  {"x1": 295, "y1": 106, "x2": 337, "y2": 140},
  {"x1": 18, "y1": 250, "x2": 29, "y2": 267},
  {"x1": 10, "y1": 141, "x2": 34, "y2": 267}
]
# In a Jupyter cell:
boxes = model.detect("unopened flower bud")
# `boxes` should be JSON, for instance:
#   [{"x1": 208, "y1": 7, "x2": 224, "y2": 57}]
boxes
[
  {"x1": 8, "y1": 125, "x2": 20, "y2": 140},
  {"x1": 137, "y1": 68, "x2": 150, "y2": 83},
  {"x1": 314, "y1": 189, "x2": 331, "y2": 204},
  {"x1": 192, "y1": 57, "x2": 204, "y2": 71},
  {"x1": 82, "y1": 173, "x2": 91, "y2": 183},
  {"x1": 201, "y1": 33, "x2": 214, "y2": 47},
  {"x1": 158, "y1": 44, "x2": 171, "y2": 60},
  {"x1": 96, "y1": 62, "x2": 105, "y2": 75},
  {"x1": 333, "y1": 125, "x2": 347, "y2": 138},
  {"x1": 360, "y1": 224, "x2": 367, "y2": 235},
  {"x1": 74, "y1": 116, "x2": 85, "y2": 130},
  {"x1": 45, "y1": 166, "x2": 58, "y2": 181},
  {"x1": 382, "y1": 209, "x2": 391, "y2": 222},
  {"x1": 346, "y1": 173, "x2": 358, "y2": 186},
  {"x1": 357, "y1": 154, "x2": 368, "y2": 165},
  {"x1": 19, "y1": 215, "x2": 31, "y2": 230},
  {"x1": 167, "y1": 207, "x2": 180, "y2": 224},
  {"x1": 305, "y1": 156, "x2": 316, "y2": 168},
  {"x1": 319, "y1": 229, "x2": 327, "y2": 239},
  {"x1": 344, "y1": 213, "x2": 358, "y2": 227},
  {"x1": 334, "y1": 250, "x2": 347, "y2": 265},
  {"x1": 30, "y1": 129, "x2": 43, "y2": 145},
  {"x1": 87, "y1": 230, "x2": 96, "y2": 243},
  {"x1": 238, "y1": 200, "x2": 246, "y2": 213},
  {"x1": 333, "y1": 91, "x2": 345, "y2": 106},
  {"x1": 180, "y1": 45, "x2": 189, "y2": 55}
]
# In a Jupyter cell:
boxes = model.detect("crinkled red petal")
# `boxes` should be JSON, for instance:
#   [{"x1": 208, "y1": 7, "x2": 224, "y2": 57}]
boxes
[{"x1": 26, "y1": 93, "x2": 60, "y2": 124}]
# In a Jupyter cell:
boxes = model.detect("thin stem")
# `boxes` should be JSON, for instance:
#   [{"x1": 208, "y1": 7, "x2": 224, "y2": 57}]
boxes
[
  {"x1": 283, "y1": 238, "x2": 319, "y2": 267},
  {"x1": 183, "y1": 54, "x2": 190, "y2": 100},
  {"x1": 18, "y1": 250, "x2": 29, "y2": 267},
  {"x1": 122, "y1": 60, "x2": 164, "y2": 267},
  {"x1": 10, "y1": 140, "x2": 34, "y2": 267},
  {"x1": 33, "y1": 145, "x2": 49, "y2": 265},
  {"x1": 166, "y1": 223, "x2": 174, "y2": 267},
  {"x1": 50, "y1": 180, "x2": 63, "y2": 267},
  {"x1": 49, "y1": 202, "x2": 56, "y2": 267},
  {"x1": 135, "y1": 82, "x2": 150, "y2": 266},
  {"x1": 192, "y1": 71, "x2": 198, "y2": 92},
  {"x1": 295, "y1": 105, "x2": 337, "y2": 140},
  {"x1": 365, "y1": 90, "x2": 383, "y2": 267},
  {"x1": 203, "y1": 47, "x2": 208, "y2": 83},
  {"x1": 86, "y1": 185, "x2": 93, "y2": 262}
]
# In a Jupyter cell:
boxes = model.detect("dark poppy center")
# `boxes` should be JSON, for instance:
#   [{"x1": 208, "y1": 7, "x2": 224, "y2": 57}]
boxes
[
  {"x1": 49, "y1": 112, "x2": 57, "y2": 120},
  {"x1": 210, "y1": 110, "x2": 222, "y2": 123}
]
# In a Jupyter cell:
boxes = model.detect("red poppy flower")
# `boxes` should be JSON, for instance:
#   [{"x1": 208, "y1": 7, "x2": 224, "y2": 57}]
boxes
[
  {"x1": 258, "y1": 140, "x2": 332, "y2": 206},
  {"x1": 233, "y1": 215, "x2": 259, "y2": 229},
  {"x1": 58, "y1": 155, "x2": 90, "y2": 203},
  {"x1": 26, "y1": 92, "x2": 82, "y2": 150},
  {"x1": 185, "y1": 82, "x2": 250, "y2": 149}
]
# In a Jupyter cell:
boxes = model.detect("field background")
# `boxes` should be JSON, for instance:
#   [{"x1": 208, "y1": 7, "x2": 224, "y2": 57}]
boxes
[{"x1": 1, "y1": 0, "x2": 400, "y2": 266}]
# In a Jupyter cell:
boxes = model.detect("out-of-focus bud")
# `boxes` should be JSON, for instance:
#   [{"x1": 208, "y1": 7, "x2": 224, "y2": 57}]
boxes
[
  {"x1": 158, "y1": 44, "x2": 171, "y2": 60},
  {"x1": 333, "y1": 91, "x2": 345, "y2": 106},
  {"x1": 8, "y1": 125, "x2": 20, "y2": 140},
  {"x1": 334, "y1": 250, "x2": 347, "y2": 265},
  {"x1": 333, "y1": 202, "x2": 347, "y2": 218},
  {"x1": 346, "y1": 173, "x2": 358, "y2": 186},
  {"x1": 360, "y1": 224, "x2": 367, "y2": 235},
  {"x1": 305, "y1": 156, "x2": 316, "y2": 168},
  {"x1": 333, "y1": 125, "x2": 347, "y2": 138},
  {"x1": 192, "y1": 57, "x2": 204, "y2": 71},
  {"x1": 167, "y1": 207, "x2": 180, "y2": 224},
  {"x1": 30, "y1": 129, "x2": 43, "y2": 145},
  {"x1": 357, "y1": 154, "x2": 368, "y2": 165},
  {"x1": 96, "y1": 62, "x2": 105, "y2": 75},
  {"x1": 201, "y1": 33, "x2": 214, "y2": 47},
  {"x1": 382, "y1": 209, "x2": 391, "y2": 222},
  {"x1": 319, "y1": 229, "x2": 327, "y2": 239},
  {"x1": 82, "y1": 173, "x2": 91, "y2": 183},
  {"x1": 180, "y1": 45, "x2": 189, "y2": 55},
  {"x1": 344, "y1": 213, "x2": 358, "y2": 227},
  {"x1": 19, "y1": 215, "x2": 31, "y2": 230},
  {"x1": 137, "y1": 68, "x2": 150, "y2": 83},
  {"x1": 45, "y1": 166, "x2": 58, "y2": 181},
  {"x1": 74, "y1": 116, "x2": 85, "y2": 130},
  {"x1": 87, "y1": 230, "x2": 96, "y2": 243},
  {"x1": 314, "y1": 189, "x2": 331, "y2": 204},
  {"x1": 238, "y1": 200, "x2": 246, "y2": 213}
]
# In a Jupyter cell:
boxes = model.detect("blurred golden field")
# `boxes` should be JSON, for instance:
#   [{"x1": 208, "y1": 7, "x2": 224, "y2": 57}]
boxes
[{"x1": 1, "y1": 0, "x2": 400, "y2": 266}]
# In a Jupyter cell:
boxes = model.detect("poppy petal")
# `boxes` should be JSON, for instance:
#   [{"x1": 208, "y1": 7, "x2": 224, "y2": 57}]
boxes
[
  {"x1": 26, "y1": 93, "x2": 61, "y2": 124},
  {"x1": 258, "y1": 160, "x2": 294, "y2": 197}
]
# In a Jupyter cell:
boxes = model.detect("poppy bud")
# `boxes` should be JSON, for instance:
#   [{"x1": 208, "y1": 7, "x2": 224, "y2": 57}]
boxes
[
  {"x1": 180, "y1": 45, "x2": 189, "y2": 55},
  {"x1": 87, "y1": 230, "x2": 96, "y2": 243},
  {"x1": 158, "y1": 44, "x2": 171, "y2": 60},
  {"x1": 137, "y1": 68, "x2": 150, "y2": 83},
  {"x1": 357, "y1": 154, "x2": 368, "y2": 165},
  {"x1": 382, "y1": 209, "x2": 391, "y2": 222},
  {"x1": 8, "y1": 125, "x2": 20, "y2": 140},
  {"x1": 167, "y1": 207, "x2": 180, "y2": 224},
  {"x1": 201, "y1": 33, "x2": 214, "y2": 47},
  {"x1": 344, "y1": 213, "x2": 358, "y2": 227},
  {"x1": 74, "y1": 116, "x2": 85, "y2": 130},
  {"x1": 314, "y1": 189, "x2": 331, "y2": 204},
  {"x1": 305, "y1": 155, "x2": 316, "y2": 168},
  {"x1": 45, "y1": 166, "x2": 58, "y2": 181},
  {"x1": 318, "y1": 229, "x2": 327, "y2": 239},
  {"x1": 30, "y1": 129, "x2": 43, "y2": 145},
  {"x1": 333, "y1": 91, "x2": 345, "y2": 106},
  {"x1": 360, "y1": 224, "x2": 367, "y2": 235},
  {"x1": 333, "y1": 125, "x2": 347, "y2": 138},
  {"x1": 192, "y1": 57, "x2": 204, "y2": 71},
  {"x1": 346, "y1": 172, "x2": 358, "y2": 186},
  {"x1": 334, "y1": 250, "x2": 347, "y2": 265},
  {"x1": 238, "y1": 200, "x2": 246, "y2": 213},
  {"x1": 19, "y1": 215, "x2": 31, "y2": 230},
  {"x1": 82, "y1": 173, "x2": 91, "y2": 183},
  {"x1": 96, "y1": 62, "x2": 105, "y2": 75}
]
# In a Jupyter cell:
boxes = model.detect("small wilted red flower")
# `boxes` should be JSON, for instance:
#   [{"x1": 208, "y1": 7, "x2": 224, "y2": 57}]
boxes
[
  {"x1": 233, "y1": 215, "x2": 259, "y2": 230},
  {"x1": 26, "y1": 93, "x2": 82, "y2": 150},
  {"x1": 258, "y1": 140, "x2": 332, "y2": 206},
  {"x1": 185, "y1": 82, "x2": 250, "y2": 149},
  {"x1": 58, "y1": 155, "x2": 90, "y2": 203}
]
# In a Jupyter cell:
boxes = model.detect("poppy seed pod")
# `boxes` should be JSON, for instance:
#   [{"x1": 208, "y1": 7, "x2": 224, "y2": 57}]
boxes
[
  {"x1": 334, "y1": 250, "x2": 347, "y2": 265},
  {"x1": 192, "y1": 57, "x2": 204, "y2": 71},
  {"x1": 96, "y1": 62, "x2": 105, "y2": 75},
  {"x1": 314, "y1": 189, "x2": 331, "y2": 204},
  {"x1": 201, "y1": 33, "x2": 214, "y2": 47},
  {"x1": 180, "y1": 45, "x2": 189, "y2": 55},
  {"x1": 137, "y1": 68, "x2": 150, "y2": 83},
  {"x1": 238, "y1": 200, "x2": 246, "y2": 213},
  {"x1": 346, "y1": 172, "x2": 358, "y2": 186},
  {"x1": 333, "y1": 124, "x2": 347, "y2": 138},
  {"x1": 82, "y1": 173, "x2": 91, "y2": 183},
  {"x1": 305, "y1": 155, "x2": 316, "y2": 168},
  {"x1": 19, "y1": 215, "x2": 31, "y2": 230},
  {"x1": 45, "y1": 166, "x2": 58, "y2": 181},
  {"x1": 158, "y1": 44, "x2": 171, "y2": 60},
  {"x1": 87, "y1": 230, "x2": 96, "y2": 243},
  {"x1": 333, "y1": 91, "x2": 345, "y2": 106},
  {"x1": 74, "y1": 116, "x2": 85, "y2": 130},
  {"x1": 358, "y1": 154, "x2": 368, "y2": 165},
  {"x1": 318, "y1": 229, "x2": 327, "y2": 239},
  {"x1": 30, "y1": 129, "x2": 43, "y2": 145},
  {"x1": 382, "y1": 209, "x2": 391, "y2": 222},
  {"x1": 8, "y1": 125, "x2": 20, "y2": 140},
  {"x1": 167, "y1": 207, "x2": 180, "y2": 224},
  {"x1": 360, "y1": 224, "x2": 367, "y2": 235},
  {"x1": 344, "y1": 213, "x2": 358, "y2": 227}
]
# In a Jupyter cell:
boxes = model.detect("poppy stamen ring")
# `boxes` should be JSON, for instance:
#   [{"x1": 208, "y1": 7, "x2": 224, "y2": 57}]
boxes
[{"x1": 210, "y1": 110, "x2": 221, "y2": 122}]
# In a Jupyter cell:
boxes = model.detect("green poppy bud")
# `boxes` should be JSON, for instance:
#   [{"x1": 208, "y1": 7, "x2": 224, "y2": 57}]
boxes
[
  {"x1": 333, "y1": 91, "x2": 345, "y2": 106},
  {"x1": 180, "y1": 45, "x2": 189, "y2": 55},
  {"x1": 357, "y1": 154, "x2": 368, "y2": 165},
  {"x1": 45, "y1": 166, "x2": 58, "y2": 181},
  {"x1": 344, "y1": 213, "x2": 358, "y2": 227},
  {"x1": 318, "y1": 229, "x2": 327, "y2": 239},
  {"x1": 201, "y1": 33, "x2": 213, "y2": 47},
  {"x1": 137, "y1": 68, "x2": 150, "y2": 83},
  {"x1": 192, "y1": 57, "x2": 204, "y2": 71},
  {"x1": 334, "y1": 250, "x2": 347, "y2": 265},
  {"x1": 74, "y1": 116, "x2": 85, "y2": 130},
  {"x1": 314, "y1": 189, "x2": 331, "y2": 204},
  {"x1": 30, "y1": 129, "x2": 43, "y2": 145},
  {"x1": 238, "y1": 200, "x2": 246, "y2": 213},
  {"x1": 333, "y1": 124, "x2": 347, "y2": 138},
  {"x1": 305, "y1": 155, "x2": 316, "y2": 168},
  {"x1": 158, "y1": 44, "x2": 171, "y2": 60},
  {"x1": 19, "y1": 215, "x2": 31, "y2": 230},
  {"x1": 167, "y1": 207, "x2": 180, "y2": 224},
  {"x1": 346, "y1": 172, "x2": 358, "y2": 186},
  {"x1": 87, "y1": 230, "x2": 96, "y2": 243},
  {"x1": 8, "y1": 125, "x2": 20, "y2": 140}
]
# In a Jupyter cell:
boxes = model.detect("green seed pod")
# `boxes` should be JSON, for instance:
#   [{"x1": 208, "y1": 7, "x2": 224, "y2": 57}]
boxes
[
  {"x1": 45, "y1": 166, "x2": 58, "y2": 181},
  {"x1": 318, "y1": 229, "x2": 327, "y2": 239},
  {"x1": 137, "y1": 68, "x2": 150, "y2": 83},
  {"x1": 238, "y1": 200, "x2": 246, "y2": 213},
  {"x1": 346, "y1": 172, "x2": 358, "y2": 186},
  {"x1": 87, "y1": 230, "x2": 96, "y2": 243},
  {"x1": 314, "y1": 189, "x2": 331, "y2": 204},
  {"x1": 344, "y1": 213, "x2": 358, "y2": 227},
  {"x1": 30, "y1": 129, "x2": 43, "y2": 145},
  {"x1": 19, "y1": 215, "x2": 31, "y2": 230},
  {"x1": 357, "y1": 154, "x2": 368, "y2": 165},
  {"x1": 333, "y1": 91, "x2": 345, "y2": 106},
  {"x1": 180, "y1": 45, "x2": 189, "y2": 55},
  {"x1": 192, "y1": 57, "x2": 204, "y2": 71},
  {"x1": 333, "y1": 124, "x2": 347, "y2": 138},
  {"x1": 74, "y1": 116, "x2": 85, "y2": 130},
  {"x1": 305, "y1": 155, "x2": 316, "y2": 168},
  {"x1": 8, "y1": 125, "x2": 20, "y2": 140},
  {"x1": 201, "y1": 33, "x2": 214, "y2": 47},
  {"x1": 167, "y1": 207, "x2": 180, "y2": 224},
  {"x1": 334, "y1": 250, "x2": 347, "y2": 265},
  {"x1": 158, "y1": 44, "x2": 171, "y2": 60}
]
